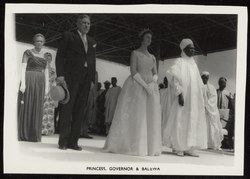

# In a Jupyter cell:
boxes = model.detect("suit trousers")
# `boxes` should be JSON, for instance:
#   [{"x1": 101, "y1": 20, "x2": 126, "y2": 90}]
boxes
[{"x1": 58, "y1": 67, "x2": 91, "y2": 147}]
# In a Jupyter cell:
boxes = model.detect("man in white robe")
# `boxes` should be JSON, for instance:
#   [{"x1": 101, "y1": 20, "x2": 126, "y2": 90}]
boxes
[
  {"x1": 201, "y1": 71, "x2": 224, "y2": 150},
  {"x1": 105, "y1": 77, "x2": 122, "y2": 134},
  {"x1": 162, "y1": 38, "x2": 207, "y2": 157}
]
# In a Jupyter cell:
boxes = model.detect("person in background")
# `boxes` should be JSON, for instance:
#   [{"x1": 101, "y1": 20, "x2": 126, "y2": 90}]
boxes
[
  {"x1": 42, "y1": 53, "x2": 57, "y2": 136},
  {"x1": 104, "y1": 77, "x2": 122, "y2": 135},
  {"x1": 91, "y1": 82, "x2": 104, "y2": 134},
  {"x1": 163, "y1": 76, "x2": 168, "y2": 89},
  {"x1": 88, "y1": 71, "x2": 99, "y2": 133},
  {"x1": 162, "y1": 38, "x2": 207, "y2": 157},
  {"x1": 159, "y1": 83, "x2": 165, "y2": 110},
  {"x1": 55, "y1": 14, "x2": 97, "y2": 151},
  {"x1": 159, "y1": 83, "x2": 165, "y2": 90},
  {"x1": 217, "y1": 77, "x2": 234, "y2": 150},
  {"x1": 80, "y1": 71, "x2": 98, "y2": 139},
  {"x1": 18, "y1": 33, "x2": 49, "y2": 142},
  {"x1": 226, "y1": 93, "x2": 235, "y2": 150},
  {"x1": 95, "y1": 81, "x2": 111, "y2": 135},
  {"x1": 201, "y1": 71, "x2": 223, "y2": 150},
  {"x1": 217, "y1": 77, "x2": 231, "y2": 110}
]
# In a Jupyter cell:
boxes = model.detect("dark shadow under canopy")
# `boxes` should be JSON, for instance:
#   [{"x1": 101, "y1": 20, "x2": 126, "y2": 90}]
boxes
[{"x1": 16, "y1": 13, "x2": 237, "y2": 65}]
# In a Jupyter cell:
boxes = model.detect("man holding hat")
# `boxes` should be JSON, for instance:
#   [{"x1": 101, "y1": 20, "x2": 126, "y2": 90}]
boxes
[
  {"x1": 162, "y1": 38, "x2": 207, "y2": 157},
  {"x1": 55, "y1": 14, "x2": 96, "y2": 151}
]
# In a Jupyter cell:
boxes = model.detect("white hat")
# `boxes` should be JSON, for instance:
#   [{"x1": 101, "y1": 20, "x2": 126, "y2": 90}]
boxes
[
  {"x1": 201, "y1": 71, "x2": 210, "y2": 76},
  {"x1": 180, "y1": 38, "x2": 193, "y2": 50}
]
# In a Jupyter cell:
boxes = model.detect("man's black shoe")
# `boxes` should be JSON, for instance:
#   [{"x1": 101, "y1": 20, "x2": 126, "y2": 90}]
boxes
[
  {"x1": 81, "y1": 134, "x2": 93, "y2": 139},
  {"x1": 58, "y1": 145, "x2": 67, "y2": 150},
  {"x1": 68, "y1": 145, "x2": 82, "y2": 151}
]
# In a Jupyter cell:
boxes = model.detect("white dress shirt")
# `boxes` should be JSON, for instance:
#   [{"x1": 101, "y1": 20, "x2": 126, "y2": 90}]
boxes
[{"x1": 77, "y1": 30, "x2": 88, "y2": 67}]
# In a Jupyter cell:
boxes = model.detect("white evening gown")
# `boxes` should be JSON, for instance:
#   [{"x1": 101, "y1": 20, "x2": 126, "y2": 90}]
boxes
[{"x1": 103, "y1": 50, "x2": 162, "y2": 156}]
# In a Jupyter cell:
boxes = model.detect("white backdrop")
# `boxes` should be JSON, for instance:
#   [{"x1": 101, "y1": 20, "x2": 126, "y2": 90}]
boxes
[
  {"x1": 16, "y1": 41, "x2": 236, "y2": 93},
  {"x1": 158, "y1": 49, "x2": 237, "y2": 93}
]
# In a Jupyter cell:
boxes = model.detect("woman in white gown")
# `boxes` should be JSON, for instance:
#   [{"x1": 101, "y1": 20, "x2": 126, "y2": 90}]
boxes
[{"x1": 103, "y1": 29, "x2": 162, "y2": 156}]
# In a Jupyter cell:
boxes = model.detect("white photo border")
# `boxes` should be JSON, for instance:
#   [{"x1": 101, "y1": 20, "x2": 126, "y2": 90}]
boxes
[{"x1": 4, "y1": 4, "x2": 248, "y2": 175}]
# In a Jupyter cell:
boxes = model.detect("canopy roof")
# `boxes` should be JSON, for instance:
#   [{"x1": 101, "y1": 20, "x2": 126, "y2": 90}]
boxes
[{"x1": 16, "y1": 13, "x2": 237, "y2": 65}]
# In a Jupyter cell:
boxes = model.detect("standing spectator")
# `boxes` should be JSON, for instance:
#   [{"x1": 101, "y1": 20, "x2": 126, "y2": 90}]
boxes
[
  {"x1": 92, "y1": 82, "x2": 105, "y2": 134},
  {"x1": 104, "y1": 77, "x2": 122, "y2": 134},
  {"x1": 80, "y1": 71, "x2": 98, "y2": 139},
  {"x1": 201, "y1": 71, "x2": 223, "y2": 150},
  {"x1": 217, "y1": 77, "x2": 234, "y2": 149}
]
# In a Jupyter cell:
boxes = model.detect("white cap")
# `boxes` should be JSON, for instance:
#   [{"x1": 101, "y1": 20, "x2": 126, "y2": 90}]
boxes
[
  {"x1": 180, "y1": 38, "x2": 193, "y2": 50},
  {"x1": 201, "y1": 71, "x2": 210, "y2": 76}
]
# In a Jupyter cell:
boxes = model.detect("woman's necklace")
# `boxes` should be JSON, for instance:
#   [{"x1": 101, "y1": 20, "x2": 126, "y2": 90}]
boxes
[{"x1": 32, "y1": 48, "x2": 44, "y2": 57}]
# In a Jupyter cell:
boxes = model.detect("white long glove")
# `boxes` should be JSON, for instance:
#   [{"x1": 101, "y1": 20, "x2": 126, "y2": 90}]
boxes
[
  {"x1": 153, "y1": 74, "x2": 158, "y2": 82},
  {"x1": 133, "y1": 73, "x2": 153, "y2": 95},
  {"x1": 20, "y1": 63, "x2": 27, "y2": 93},
  {"x1": 148, "y1": 81, "x2": 158, "y2": 93}
]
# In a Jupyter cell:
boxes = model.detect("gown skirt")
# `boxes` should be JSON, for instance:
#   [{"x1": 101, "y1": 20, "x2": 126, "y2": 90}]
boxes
[
  {"x1": 104, "y1": 76, "x2": 162, "y2": 156},
  {"x1": 18, "y1": 70, "x2": 45, "y2": 142}
]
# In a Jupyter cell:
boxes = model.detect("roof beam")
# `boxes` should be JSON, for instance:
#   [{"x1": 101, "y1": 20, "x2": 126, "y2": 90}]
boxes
[
  {"x1": 204, "y1": 16, "x2": 236, "y2": 32},
  {"x1": 97, "y1": 43, "x2": 132, "y2": 56},
  {"x1": 161, "y1": 17, "x2": 237, "y2": 40}
]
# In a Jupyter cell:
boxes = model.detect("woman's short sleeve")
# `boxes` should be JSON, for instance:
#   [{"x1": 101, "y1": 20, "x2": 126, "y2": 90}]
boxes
[{"x1": 22, "y1": 49, "x2": 31, "y2": 63}]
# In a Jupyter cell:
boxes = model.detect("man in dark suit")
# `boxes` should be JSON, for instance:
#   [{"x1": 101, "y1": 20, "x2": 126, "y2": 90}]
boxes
[{"x1": 56, "y1": 14, "x2": 96, "y2": 151}]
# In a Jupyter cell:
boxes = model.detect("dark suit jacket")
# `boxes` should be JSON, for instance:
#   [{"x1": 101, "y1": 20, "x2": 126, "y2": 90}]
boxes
[{"x1": 56, "y1": 30, "x2": 96, "y2": 83}]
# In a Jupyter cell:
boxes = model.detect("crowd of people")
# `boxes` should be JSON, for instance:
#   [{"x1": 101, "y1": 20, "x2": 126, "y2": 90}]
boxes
[{"x1": 17, "y1": 14, "x2": 235, "y2": 157}]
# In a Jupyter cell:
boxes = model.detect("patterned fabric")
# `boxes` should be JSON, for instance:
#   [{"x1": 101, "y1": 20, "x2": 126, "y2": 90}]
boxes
[{"x1": 42, "y1": 67, "x2": 57, "y2": 135}]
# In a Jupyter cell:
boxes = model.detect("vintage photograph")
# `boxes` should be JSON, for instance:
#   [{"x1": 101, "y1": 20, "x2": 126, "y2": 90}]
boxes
[{"x1": 4, "y1": 4, "x2": 247, "y2": 175}]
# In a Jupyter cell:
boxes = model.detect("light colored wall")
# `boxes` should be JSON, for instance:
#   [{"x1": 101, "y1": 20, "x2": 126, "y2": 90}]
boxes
[
  {"x1": 15, "y1": 41, "x2": 130, "y2": 89},
  {"x1": 96, "y1": 59, "x2": 130, "y2": 87},
  {"x1": 158, "y1": 49, "x2": 237, "y2": 93},
  {"x1": 16, "y1": 41, "x2": 236, "y2": 93}
]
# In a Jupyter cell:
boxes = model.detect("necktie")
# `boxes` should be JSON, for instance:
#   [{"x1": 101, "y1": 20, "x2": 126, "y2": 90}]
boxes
[
  {"x1": 219, "y1": 91, "x2": 222, "y2": 109},
  {"x1": 82, "y1": 36, "x2": 88, "y2": 53},
  {"x1": 81, "y1": 35, "x2": 88, "y2": 67}
]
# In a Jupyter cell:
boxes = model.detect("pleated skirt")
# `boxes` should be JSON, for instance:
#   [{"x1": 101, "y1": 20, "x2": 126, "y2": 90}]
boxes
[{"x1": 18, "y1": 71, "x2": 45, "y2": 142}]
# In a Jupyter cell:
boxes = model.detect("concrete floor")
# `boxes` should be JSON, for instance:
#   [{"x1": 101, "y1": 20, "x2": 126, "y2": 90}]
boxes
[{"x1": 4, "y1": 134, "x2": 236, "y2": 175}]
